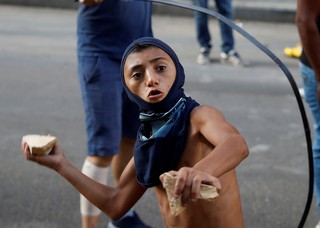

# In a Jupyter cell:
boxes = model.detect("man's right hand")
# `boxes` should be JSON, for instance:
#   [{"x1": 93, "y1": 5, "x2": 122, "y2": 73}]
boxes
[{"x1": 21, "y1": 140, "x2": 67, "y2": 173}]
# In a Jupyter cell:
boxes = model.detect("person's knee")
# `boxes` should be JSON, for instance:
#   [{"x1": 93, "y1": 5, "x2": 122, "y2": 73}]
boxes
[{"x1": 87, "y1": 155, "x2": 113, "y2": 167}]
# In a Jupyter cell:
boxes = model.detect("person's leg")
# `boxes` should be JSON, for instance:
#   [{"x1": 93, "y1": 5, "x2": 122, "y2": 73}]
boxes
[
  {"x1": 81, "y1": 156, "x2": 112, "y2": 227},
  {"x1": 193, "y1": 0, "x2": 212, "y2": 64},
  {"x1": 78, "y1": 55, "x2": 123, "y2": 228},
  {"x1": 112, "y1": 137, "x2": 135, "y2": 181},
  {"x1": 112, "y1": 88, "x2": 140, "y2": 180},
  {"x1": 299, "y1": 62, "x2": 320, "y2": 213},
  {"x1": 215, "y1": 0, "x2": 243, "y2": 66},
  {"x1": 193, "y1": 0, "x2": 211, "y2": 49},
  {"x1": 215, "y1": 0, "x2": 234, "y2": 53}
]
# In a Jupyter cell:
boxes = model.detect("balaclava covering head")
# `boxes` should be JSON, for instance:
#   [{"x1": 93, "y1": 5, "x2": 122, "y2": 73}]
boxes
[{"x1": 120, "y1": 37, "x2": 199, "y2": 188}]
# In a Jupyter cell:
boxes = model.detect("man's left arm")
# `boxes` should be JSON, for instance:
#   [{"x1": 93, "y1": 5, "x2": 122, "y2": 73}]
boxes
[{"x1": 192, "y1": 106, "x2": 249, "y2": 178}]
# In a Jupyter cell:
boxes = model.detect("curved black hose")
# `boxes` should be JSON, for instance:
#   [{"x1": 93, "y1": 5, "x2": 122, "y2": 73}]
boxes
[{"x1": 139, "y1": 0, "x2": 314, "y2": 227}]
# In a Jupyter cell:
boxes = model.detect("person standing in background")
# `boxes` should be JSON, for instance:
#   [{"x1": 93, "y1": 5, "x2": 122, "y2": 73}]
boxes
[
  {"x1": 192, "y1": 0, "x2": 243, "y2": 66},
  {"x1": 77, "y1": 0, "x2": 153, "y2": 227},
  {"x1": 296, "y1": 1, "x2": 320, "y2": 228}
]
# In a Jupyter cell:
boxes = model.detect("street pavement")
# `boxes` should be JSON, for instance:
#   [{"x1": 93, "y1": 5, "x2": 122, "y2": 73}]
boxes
[
  {"x1": 0, "y1": 3, "x2": 318, "y2": 228},
  {"x1": 153, "y1": 0, "x2": 296, "y2": 23},
  {"x1": 0, "y1": 0, "x2": 297, "y2": 23}
]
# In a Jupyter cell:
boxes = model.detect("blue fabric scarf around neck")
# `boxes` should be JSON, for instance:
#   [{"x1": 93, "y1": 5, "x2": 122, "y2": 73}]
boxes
[{"x1": 120, "y1": 37, "x2": 199, "y2": 188}]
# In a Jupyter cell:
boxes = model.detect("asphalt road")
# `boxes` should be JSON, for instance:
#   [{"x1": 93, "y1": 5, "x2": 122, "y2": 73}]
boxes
[{"x1": 0, "y1": 4, "x2": 318, "y2": 228}]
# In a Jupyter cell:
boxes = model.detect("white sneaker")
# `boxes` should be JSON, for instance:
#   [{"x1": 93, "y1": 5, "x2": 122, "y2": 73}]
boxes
[
  {"x1": 220, "y1": 50, "x2": 243, "y2": 66},
  {"x1": 197, "y1": 47, "x2": 211, "y2": 65},
  {"x1": 315, "y1": 220, "x2": 320, "y2": 228}
]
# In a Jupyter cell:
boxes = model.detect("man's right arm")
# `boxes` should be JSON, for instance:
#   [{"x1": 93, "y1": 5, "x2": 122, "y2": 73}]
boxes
[
  {"x1": 21, "y1": 141, "x2": 146, "y2": 220},
  {"x1": 57, "y1": 156, "x2": 146, "y2": 220}
]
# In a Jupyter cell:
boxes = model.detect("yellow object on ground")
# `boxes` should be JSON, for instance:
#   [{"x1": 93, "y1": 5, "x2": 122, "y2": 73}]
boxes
[{"x1": 283, "y1": 44, "x2": 302, "y2": 58}]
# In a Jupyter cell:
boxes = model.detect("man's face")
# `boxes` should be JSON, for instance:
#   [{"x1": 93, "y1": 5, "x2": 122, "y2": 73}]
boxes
[{"x1": 124, "y1": 47, "x2": 176, "y2": 104}]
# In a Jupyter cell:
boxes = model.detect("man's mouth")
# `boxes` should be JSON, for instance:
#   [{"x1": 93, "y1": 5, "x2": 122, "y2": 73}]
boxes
[{"x1": 148, "y1": 89, "x2": 162, "y2": 98}]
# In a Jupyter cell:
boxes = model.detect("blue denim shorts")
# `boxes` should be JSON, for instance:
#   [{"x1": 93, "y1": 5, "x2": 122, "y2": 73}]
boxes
[{"x1": 78, "y1": 55, "x2": 140, "y2": 156}]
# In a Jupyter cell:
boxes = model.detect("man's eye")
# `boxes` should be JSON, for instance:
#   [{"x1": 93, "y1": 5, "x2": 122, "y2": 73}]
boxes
[
  {"x1": 133, "y1": 73, "x2": 143, "y2": 78},
  {"x1": 157, "y1": 65, "x2": 166, "y2": 71}
]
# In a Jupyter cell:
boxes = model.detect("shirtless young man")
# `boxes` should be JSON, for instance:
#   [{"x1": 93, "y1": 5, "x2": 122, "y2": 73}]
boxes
[{"x1": 21, "y1": 37, "x2": 249, "y2": 228}]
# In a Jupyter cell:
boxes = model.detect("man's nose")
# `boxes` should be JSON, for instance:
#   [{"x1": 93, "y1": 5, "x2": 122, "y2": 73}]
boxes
[{"x1": 146, "y1": 70, "x2": 159, "y2": 86}]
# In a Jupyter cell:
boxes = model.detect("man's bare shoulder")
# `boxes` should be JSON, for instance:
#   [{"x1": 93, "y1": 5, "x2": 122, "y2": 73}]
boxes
[
  {"x1": 189, "y1": 104, "x2": 238, "y2": 140},
  {"x1": 190, "y1": 105, "x2": 225, "y2": 123}
]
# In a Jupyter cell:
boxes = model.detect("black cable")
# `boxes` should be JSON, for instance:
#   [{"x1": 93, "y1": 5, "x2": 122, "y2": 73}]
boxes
[{"x1": 138, "y1": 0, "x2": 314, "y2": 227}]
